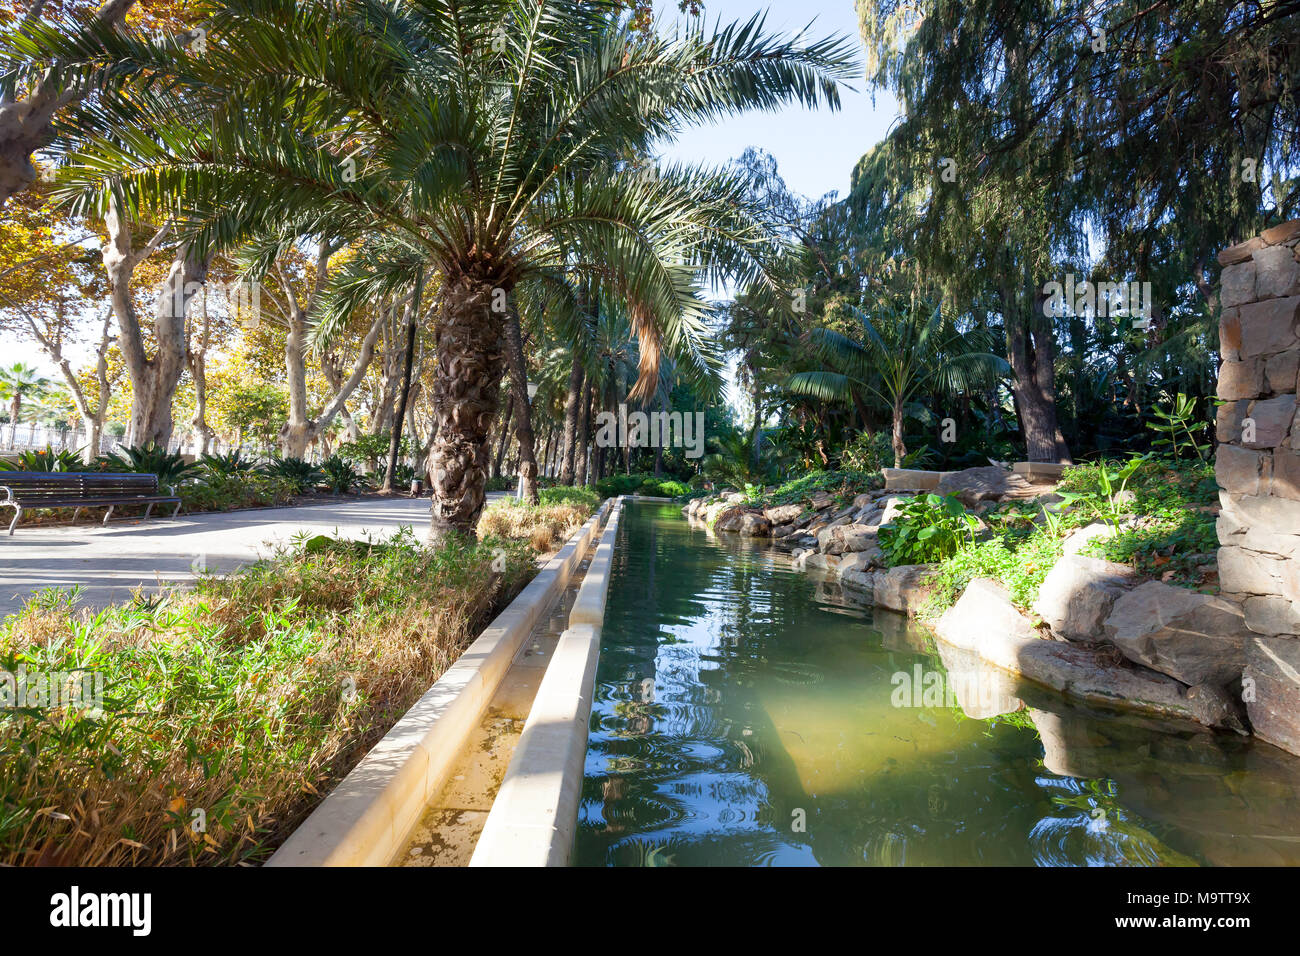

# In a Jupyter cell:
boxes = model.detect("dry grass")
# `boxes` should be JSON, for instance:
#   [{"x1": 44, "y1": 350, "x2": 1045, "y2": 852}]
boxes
[
  {"x1": 0, "y1": 530, "x2": 535, "y2": 866},
  {"x1": 477, "y1": 501, "x2": 591, "y2": 554}
]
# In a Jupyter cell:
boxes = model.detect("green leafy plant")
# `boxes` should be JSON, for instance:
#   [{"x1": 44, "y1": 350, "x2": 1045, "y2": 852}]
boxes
[
  {"x1": 0, "y1": 446, "x2": 84, "y2": 471},
  {"x1": 319, "y1": 455, "x2": 361, "y2": 494},
  {"x1": 98, "y1": 443, "x2": 201, "y2": 487},
  {"x1": 879, "y1": 493, "x2": 982, "y2": 565},
  {"x1": 200, "y1": 449, "x2": 262, "y2": 477},
  {"x1": 1146, "y1": 393, "x2": 1210, "y2": 462},
  {"x1": 263, "y1": 457, "x2": 325, "y2": 494},
  {"x1": 1056, "y1": 453, "x2": 1151, "y2": 530}
]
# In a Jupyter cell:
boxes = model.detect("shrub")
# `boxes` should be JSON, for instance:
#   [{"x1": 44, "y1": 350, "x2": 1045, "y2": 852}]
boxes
[
  {"x1": 0, "y1": 446, "x2": 85, "y2": 471},
  {"x1": 879, "y1": 493, "x2": 982, "y2": 565},
  {"x1": 539, "y1": 485, "x2": 599, "y2": 509},
  {"x1": 319, "y1": 455, "x2": 362, "y2": 494},
  {"x1": 923, "y1": 529, "x2": 1065, "y2": 618},
  {"x1": 0, "y1": 529, "x2": 536, "y2": 865},
  {"x1": 748, "y1": 469, "x2": 879, "y2": 509},
  {"x1": 263, "y1": 457, "x2": 325, "y2": 494},
  {"x1": 98, "y1": 443, "x2": 201, "y2": 487},
  {"x1": 199, "y1": 449, "x2": 262, "y2": 477},
  {"x1": 635, "y1": 478, "x2": 690, "y2": 498},
  {"x1": 180, "y1": 472, "x2": 297, "y2": 512},
  {"x1": 477, "y1": 497, "x2": 593, "y2": 553}
]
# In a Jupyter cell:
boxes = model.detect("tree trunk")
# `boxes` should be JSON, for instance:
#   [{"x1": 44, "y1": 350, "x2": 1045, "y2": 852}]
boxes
[
  {"x1": 492, "y1": 395, "x2": 513, "y2": 479},
  {"x1": 383, "y1": 271, "x2": 424, "y2": 493},
  {"x1": 559, "y1": 354, "x2": 584, "y2": 484},
  {"x1": 503, "y1": 305, "x2": 538, "y2": 504},
  {"x1": 1006, "y1": 286, "x2": 1071, "y2": 463},
  {"x1": 575, "y1": 383, "x2": 592, "y2": 487},
  {"x1": 427, "y1": 277, "x2": 507, "y2": 544},
  {"x1": 102, "y1": 200, "x2": 208, "y2": 448},
  {"x1": 188, "y1": 288, "x2": 214, "y2": 456},
  {"x1": 0, "y1": 0, "x2": 137, "y2": 206}
]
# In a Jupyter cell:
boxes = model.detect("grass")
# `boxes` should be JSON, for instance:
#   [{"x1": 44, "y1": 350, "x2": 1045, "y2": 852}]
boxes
[
  {"x1": 477, "y1": 486, "x2": 597, "y2": 553},
  {"x1": 0, "y1": 526, "x2": 543, "y2": 867},
  {"x1": 916, "y1": 455, "x2": 1216, "y2": 619}
]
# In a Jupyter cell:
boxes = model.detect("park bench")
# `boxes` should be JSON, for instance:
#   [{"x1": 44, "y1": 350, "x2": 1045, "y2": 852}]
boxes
[{"x1": 0, "y1": 472, "x2": 182, "y2": 535}]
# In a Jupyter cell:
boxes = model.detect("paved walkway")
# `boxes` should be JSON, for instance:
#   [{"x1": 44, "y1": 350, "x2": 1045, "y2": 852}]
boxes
[{"x1": 0, "y1": 495, "x2": 503, "y2": 619}]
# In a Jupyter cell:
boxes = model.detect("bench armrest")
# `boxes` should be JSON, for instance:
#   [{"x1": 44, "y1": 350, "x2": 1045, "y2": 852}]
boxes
[{"x1": 0, "y1": 486, "x2": 13, "y2": 504}]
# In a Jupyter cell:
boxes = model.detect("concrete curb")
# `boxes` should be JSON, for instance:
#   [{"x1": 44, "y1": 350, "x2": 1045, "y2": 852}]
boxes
[
  {"x1": 469, "y1": 496, "x2": 626, "y2": 866},
  {"x1": 266, "y1": 499, "x2": 612, "y2": 867}
]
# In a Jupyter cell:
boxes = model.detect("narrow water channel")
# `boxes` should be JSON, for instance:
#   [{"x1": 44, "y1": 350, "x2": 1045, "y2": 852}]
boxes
[{"x1": 573, "y1": 501, "x2": 1300, "y2": 866}]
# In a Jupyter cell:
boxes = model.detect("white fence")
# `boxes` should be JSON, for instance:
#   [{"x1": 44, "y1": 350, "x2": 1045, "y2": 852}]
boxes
[{"x1": 0, "y1": 423, "x2": 275, "y2": 461}]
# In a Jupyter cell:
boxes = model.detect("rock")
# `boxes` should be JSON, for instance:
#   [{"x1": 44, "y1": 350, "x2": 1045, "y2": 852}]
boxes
[
  {"x1": 852, "y1": 493, "x2": 875, "y2": 509},
  {"x1": 1219, "y1": 259, "x2": 1257, "y2": 307},
  {"x1": 821, "y1": 523, "x2": 880, "y2": 556},
  {"x1": 714, "y1": 506, "x2": 747, "y2": 532},
  {"x1": 1265, "y1": 350, "x2": 1300, "y2": 394},
  {"x1": 1216, "y1": 444, "x2": 1269, "y2": 496},
  {"x1": 809, "y1": 492, "x2": 834, "y2": 510},
  {"x1": 1237, "y1": 295, "x2": 1300, "y2": 359},
  {"x1": 1062, "y1": 521, "x2": 1118, "y2": 555},
  {"x1": 1253, "y1": 245, "x2": 1300, "y2": 299},
  {"x1": 1033, "y1": 554, "x2": 1137, "y2": 642},
  {"x1": 1216, "y1": 398, "x2": 1250, "y2": 443},
  {"x1": 936, "y1": 465, "x2": 1036, "y2": 506},
  {"x1": 1243, "y1": 636, "x2": 1300, "y2": 755},
  {"x1": 875, "y1": 494, "x2": 913, "y2": 526},
  {"x1": 839, "y1": 568, "x2": 876, "y2": 593},
  {"x1": 736, "y1": 512, "x2": 771, "y2": 536},
  {"x1": 762, "y1": 503, "x2": 803, "y2": 525},
  {"x1": 1186, "y1": 683, "x2": 1249, "y2": 736},
  {"x1": 1217, "y1": 359, "x2": 1264, "y2": 400},
  {"x1": 838, "y1": 548, "x2": 884, "y2": 575},
  {"x1": 1242, "y1": 394, "x2": 1296, "y2": 449},
  {"x1": 771, "y1": 523, "x2": 796, "y2": 539},
  {"x1": 872, "y1": 564, "x2": 933, "y2": 613},
  {"x1": 1217, "y1": 237, "x2": 1265, "y2": 267},
  {"x1": 1243, "y1": 595, "x2": 1300, "y2": 636},
  {"x1": 803, "y1": 552, "x2": 840, "y2": 572},
  {"x1": 1102, "y1": 581, "x2": 1249, "y2": 686},
  {"x1": 1218, "y1": 545, "x2": 1290, "y2": 596},
  {"x1": 936, "y1": 580, "x2": 1233, "y2": 729},
  {"x1": 882, "y1": 468, "x2": 942, "y2": 491}
]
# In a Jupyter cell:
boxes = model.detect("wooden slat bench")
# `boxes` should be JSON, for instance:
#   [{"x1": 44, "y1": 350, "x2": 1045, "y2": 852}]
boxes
[{"x1": 0, "y1": 472, "x2": 182, "y2": 535}]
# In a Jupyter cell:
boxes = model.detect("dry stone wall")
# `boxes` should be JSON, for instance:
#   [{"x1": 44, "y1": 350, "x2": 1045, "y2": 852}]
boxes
[{"x1": 1215, "y1": 219, "x2": 1300, "y2": 754}]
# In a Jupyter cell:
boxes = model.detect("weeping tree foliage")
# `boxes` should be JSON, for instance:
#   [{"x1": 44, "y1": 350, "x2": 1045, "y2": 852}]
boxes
[
  {"x1": 850, "y1": 0, "x2": 1300, "y2": 462},
  {"x1": 787, "y1": 296, "x2": 1008, "y2": 467},
  {"x1": 39, "y1": 0, "x2": 857, "y2": 540}
]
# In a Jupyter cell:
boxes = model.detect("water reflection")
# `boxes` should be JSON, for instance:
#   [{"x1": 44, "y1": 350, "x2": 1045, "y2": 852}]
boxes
[{"x1": 573, "y1": 503, "x2": 1300, "y2": 867}]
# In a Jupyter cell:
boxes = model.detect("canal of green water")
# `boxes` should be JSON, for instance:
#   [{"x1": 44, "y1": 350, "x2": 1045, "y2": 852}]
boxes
[{"x1": 573, "y1": 501, "x2": 1300, "y2": 866}]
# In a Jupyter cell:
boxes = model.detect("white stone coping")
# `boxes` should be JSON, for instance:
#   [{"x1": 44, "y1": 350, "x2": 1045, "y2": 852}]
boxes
[
  {"x1": 265, "y1": 498, "x2": 612, "y2": 867},
  {"x1": 469, "y1": 497, "x2": 625, "y2": 866}
]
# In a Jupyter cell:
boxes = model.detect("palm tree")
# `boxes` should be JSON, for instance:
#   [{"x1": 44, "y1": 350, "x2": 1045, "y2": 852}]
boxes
[
  {"x1": 787, "y1": 296, "x2": 1009, "y2": 467},
  {"x1": 0, "y1": 362, "x2": 52, "y2": 425},
  {"x1": 58, "y1": 0, "x2": 856, "y2": 541}
]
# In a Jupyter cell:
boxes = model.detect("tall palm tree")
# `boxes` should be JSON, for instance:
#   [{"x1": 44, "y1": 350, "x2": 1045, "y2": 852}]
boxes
[
  {"x1": 787, "y1": 296, "x2": 1009, "y2": 467},
  {"x1": 56, "y1": 0, "x2": 856, "y2": 540},
  {"x1": 0, "y1": 362, "x2": 52, "y2": 425}
]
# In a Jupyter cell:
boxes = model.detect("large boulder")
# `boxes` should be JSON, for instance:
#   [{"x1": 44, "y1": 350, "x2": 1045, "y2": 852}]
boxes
[
  {"x1": 935, "y1": 465, "x2": 1036, "y2": 505},
  {"x1": 1062, "y1": 521, "x2": 1119, "y2": 556},
  {"x1": 1102, "y1": 581, "x2": 1250, "y2": 686},
  {"x1": 873, "y1": 564, "x2": 933, "y2": 613},
  {"x1": 1243, "y1": 636, "x2": 1300, "y2": 755},
  {"x1": 736, "y1": 512, "x2": 771, "y2": 536},
  {"x1": 838, "y1": 549, "x2": 884, "y2": 575},
  {"x1": 820, "y1": 523, "x2": 881, "y2": 556},
  {"x1": 839, "y1": 567, "x2": 876, "y2": 594},
  {"x1": 762, "y1": 503, "x2": 804, "y2": 525},
  {"x1": 874, "y1": 494, "x2": 913, "y2": 526},
  {"x1": 937, "y1": 580, "x2": 1239, "y2": 729},
  {"x1": 1033, "y1": 555, "x2": 1137, "y2": 642}
]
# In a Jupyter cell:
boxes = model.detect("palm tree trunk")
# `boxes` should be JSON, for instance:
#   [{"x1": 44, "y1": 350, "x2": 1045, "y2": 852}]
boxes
[
  {"x1": 504, "y1": 306, "x2": 539, "y2": 503},
  {"x1": 427, "y1": 278, "x2": 507, "y2": 544},
  {"x1": 556, "y1": 353, "x2": 581, "y2": 484},
  {"x1": 575, "y1": 384, "x2": 592, "y2": 486},
  {"x1": 492, "y1": 394, "x2": 513, "y2": 479},
  {"x1": 383, "y1": 271, "x2": 424, "y2": 493}
]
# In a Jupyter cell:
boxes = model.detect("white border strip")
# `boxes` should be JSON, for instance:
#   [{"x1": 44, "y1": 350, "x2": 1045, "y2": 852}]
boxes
[
  {"x1": 266, "y1": 498, "x2": 612, "y2": 867},
  {"x1": 469, "y1": 496, "x2": 627, "y2": 866}
]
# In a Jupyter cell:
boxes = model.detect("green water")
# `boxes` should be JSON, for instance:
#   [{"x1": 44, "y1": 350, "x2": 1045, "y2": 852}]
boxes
[{"x1": 573, "y1": 501, "x2": 1300, "y2": 867}]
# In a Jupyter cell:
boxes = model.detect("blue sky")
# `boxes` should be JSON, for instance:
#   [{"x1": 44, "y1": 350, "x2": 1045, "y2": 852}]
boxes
[{"x1": 654, "y1": 0, "x2": 900, "y2": 202}]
